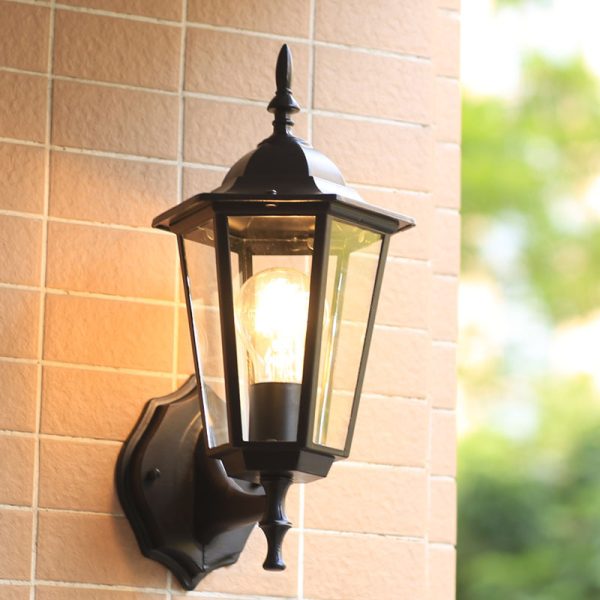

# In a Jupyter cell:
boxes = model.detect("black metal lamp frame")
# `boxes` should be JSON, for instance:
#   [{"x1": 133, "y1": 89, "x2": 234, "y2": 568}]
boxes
[{"x1": 117, "y1": 44, "x2": 415, "y2": 590}]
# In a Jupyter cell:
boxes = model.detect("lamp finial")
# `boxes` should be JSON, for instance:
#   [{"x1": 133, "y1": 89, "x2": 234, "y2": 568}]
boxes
[{"x1": 268, "y1": 44, "x2": 300, "y2": 136}]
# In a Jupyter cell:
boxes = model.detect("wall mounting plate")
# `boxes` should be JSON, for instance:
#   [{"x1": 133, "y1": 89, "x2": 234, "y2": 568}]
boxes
[{"x1": 116, "y1": 376, "x2": 265, "y2": 590}]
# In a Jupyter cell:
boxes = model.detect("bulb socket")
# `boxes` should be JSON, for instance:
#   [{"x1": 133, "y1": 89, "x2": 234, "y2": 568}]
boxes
[{"x1": 249, "y1": 382, "x2": 301, "y2": 441}]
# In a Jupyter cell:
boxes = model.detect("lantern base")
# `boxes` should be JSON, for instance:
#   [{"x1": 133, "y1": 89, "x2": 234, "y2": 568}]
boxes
[{"x1": 116, "y1": 376, "x2": 265, "y2": 590}]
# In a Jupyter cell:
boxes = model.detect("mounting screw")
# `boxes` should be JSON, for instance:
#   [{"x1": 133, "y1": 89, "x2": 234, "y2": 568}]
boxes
[{"x1": 145, "y1": 467, "x2": 161, "y2": 482}]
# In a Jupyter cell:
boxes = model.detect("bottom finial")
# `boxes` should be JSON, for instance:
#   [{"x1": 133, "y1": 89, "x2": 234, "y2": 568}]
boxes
[{"x1": 259, "y1": 474, "x2": 292, "y2": 570}]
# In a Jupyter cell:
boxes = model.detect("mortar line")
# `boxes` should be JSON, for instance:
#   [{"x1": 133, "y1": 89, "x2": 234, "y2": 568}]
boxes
[
  {"x1": 0, "y1": 135, "x2": 442, "y2": 196},
  {"x1": 165, "y1": 1, "x2": 189, "y2": 596},
  {"x1": 54, "y1": 1, "x2": 183, "y2": 26},
  {"x1": 296, "y1": 5, "x2": 317, "y2": 597},
  {"x1": 424, "y1": 308, "x2": 435, "y2": 596},
  {"x1": 0, "y1": 357, "x2": 174, "y2": 378},
  {"x1": 10, "y1": 577, "x2": 171, "y2": 594},
  {"x1": 2, "y1": 2, "x2": 434, "y2": 59},
  {"x1": 312, "y1": 108, "x2": 427, "y2": 128},
  {"x1": 302, "y1": 528, "x2": 427, "y2": 542},
  {"x1": 2, "y1": 62, "x2": 433, "y2": 128},
  {"x1": 0, "y1": 284, "x2": 182, "y2": 308},
  {"x1": 30, "y1": 2, "x2": 55, "y2": 598}
]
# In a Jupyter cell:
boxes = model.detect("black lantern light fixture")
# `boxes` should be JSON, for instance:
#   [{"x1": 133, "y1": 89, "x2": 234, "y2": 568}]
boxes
[{"x1": 117, "y1": 45, "x2": 415, "y2": 590}]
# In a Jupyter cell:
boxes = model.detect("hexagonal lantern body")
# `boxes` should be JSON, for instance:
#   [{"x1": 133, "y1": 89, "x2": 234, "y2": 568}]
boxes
[
  {"x1": 118, "y1": 44, "x2": 414, "y2": 584},
  {"x1": 156, "y1": 193, "x2": 411, "y2": 473}
]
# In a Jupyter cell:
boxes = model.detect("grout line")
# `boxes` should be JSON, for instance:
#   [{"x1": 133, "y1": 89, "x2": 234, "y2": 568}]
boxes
[
  {"x1": 360, "y1": 391, "x2": 428, "y2": 403},
  {"x1": 0, "y1": 504, "x2": 33, "y2": 512},
  {"x1": 436, "y1": 205, "x2": 461, "y2": 215},
  {"x1": 439, "y1": 6, "x2": 461, "y2": 19},
  {"x1": 5, "y1": 0, "x2": 438, "y2": 62},
  {"x1": 424, "y1": 334, "x2": 435, "y2": 596},
  {"x1": 387, "y1": 254, "x2": 429, "y2": 265},
  {"x1": 341, "y1": 460, "x2": 425, "y2": 472},
  {"x1": 430, "y1": 474, "x2": 456, "y2": 482},
  {"x1": 0, "y1": 135, "x2": 437, "y2": 197},
  {"x1": 432, "y1": 339, "x2": 457, "y2": 348},
  {"x1": 0, "y1": 68, "x2": 178, "y2": 98},
  {"x1": 5, "y1": 578, "x2": 171, "y2": 594},
  {"x1": 173, "y1": 0, "x2": 188, "y2": 402},
  {"x1": 428, "y1": 541, "x2": 457, "y2": 549},
  {"x1": 147, "y1": 591, "x2": 294, "y2": 600},
  {"x1": 0, "y1": 65, "x2": 48, "y2": 78},
  {"x1": 0, "y1": 136, "x2": 178, "y2": 164},
  {"x1": 48, "y1": 72, "x2": 179, "y2": 97},
  {"x1": 434, "y1": 273, "x2": 459, "y2": 282},
  {"x1": 1, "y1": 66, "x2": 433, "y2": 128},
  {"x1": 183, "y1": 162, "x2": 228, "y2": 172},
  {"x1": 30, "y1": 2, "x2": 56, "y2": 597},
  {"x1": 0, "y1": 282, "x2": 41, "y2": 292},
  {"x1": 54, "y1": 1, "x2": 183, "y2": 26},
  {"x1": 165, "y1": 1, "x2": 189, "y2": 596},
  {"x1": 0, "y1": 282, "x2": 436, "y2": 335},
  {"x1": 42, "y1": 215, "x2": 170, "y2": 235},
  {"x1": 0, "y1": 429, "x2": 123, "y2": 445},
  {"x1": 298, "y1": 6, "x2": 317, "y2": 595},
  {"x1": 0, "y1": 356, "x2": 38, "y2": 365},
  {"x1": 0, "y1": 137, "x2": 45, "y2": 148},
  {"x1": 185, "y1": 20, "x2": 310, "y2": 43},
  {"x1": 437, "y1": 73, "x2": 461, "y2": 83},
  {"x1": 39, "y1": 433, "x2": 122, "y2": 446},
  {"x1": 0, "y1": 356, "x2": 176, "y2": 378},
  {"x1": 36, "y1": 507, "x2": 125, "y2": 518},
  {"x1": 314, "y1": 39, "x2": 431, "y2": 63},
  {"x1": 296, "y1": 483, "x2": 305, "y2": 600},
  {"x1": 301, "y1": 528, "x2": 427, "y2": 542},
  {"x1": 350, "y1": 181, "x2": 431, "y2": 195},
  {"x1": 312, "y1": 108, "x2": 427, "y2": 129},
  {"x1": 437, "y1": 139, "x2": 461, "y2": 149},
  {"x1": 0, "y1": 283, "x2": 183, "y2": 308},
  {"x1": 184, "y1": 89, "x2": 267, "y2": 107},
  {"x1": 0, "y1": 211, "x2": 173, "y2": 236},
  {"x1": 0, "y1": 210, "x2": 41, "y2": 221}
]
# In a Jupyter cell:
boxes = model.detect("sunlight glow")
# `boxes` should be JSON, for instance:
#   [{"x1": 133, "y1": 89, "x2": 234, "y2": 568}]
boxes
[
  {"x1": 462, "y1": 0, "x2": 600, "y2": 97},
  {"x1": 551, "y1": 312, "x2": 600, "y2": 389}
]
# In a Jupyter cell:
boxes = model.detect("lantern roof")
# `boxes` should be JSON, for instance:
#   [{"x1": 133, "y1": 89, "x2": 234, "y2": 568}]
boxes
[
  {"x1": 153, "y1": 44, "x2": 415, "y2": 235},
  {"x1": 212, "y1": 44, "x2": 352, "y2": 198}
]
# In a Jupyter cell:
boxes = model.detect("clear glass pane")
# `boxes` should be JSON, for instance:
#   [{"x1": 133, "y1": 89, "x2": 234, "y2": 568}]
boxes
[
  {"x1": 182, "y1": 220, "x2": 229, "y2": 448},
  {"x1": 228, "y1": 215, "x2": 314, "y2": 442},
  {"x1": 313, "y1": 219, "x2": 383, "y2": 451}
]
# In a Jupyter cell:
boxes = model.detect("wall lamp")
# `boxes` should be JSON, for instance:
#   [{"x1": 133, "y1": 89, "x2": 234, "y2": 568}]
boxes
[{"x1": 116, "y1": 45, "x2": 415, "y2": 590}]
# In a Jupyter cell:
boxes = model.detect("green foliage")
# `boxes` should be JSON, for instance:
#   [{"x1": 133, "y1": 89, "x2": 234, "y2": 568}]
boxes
[
  {"x1": 462, "y1": 54, "x2": 600, "y2": 321},
  {"x1": 460, "y1": 24, "x2": 600, "y2": 599},
  {"x1": 458, "y1": 378, "x2": 600, "y2": 599}
]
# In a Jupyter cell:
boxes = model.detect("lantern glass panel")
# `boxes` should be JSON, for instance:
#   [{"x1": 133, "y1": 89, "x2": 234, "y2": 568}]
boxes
[
  {"x1": 228, "y1": 215, "x2": 315, "y2": 443},
  {"x1": 182, "y1": 220, "x2": 229, "y2": 448},
  {"x1": 313, "y1": 219, "x2": 382, "y2": 451}
]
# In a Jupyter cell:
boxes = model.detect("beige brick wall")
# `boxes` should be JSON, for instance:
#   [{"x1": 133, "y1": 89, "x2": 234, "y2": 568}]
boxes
[{"x1": 0, "y1": 0, "x2": 460, "y2": 598}]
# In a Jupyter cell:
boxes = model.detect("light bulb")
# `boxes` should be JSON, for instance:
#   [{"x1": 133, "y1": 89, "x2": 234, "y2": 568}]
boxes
[{"x1": 235, "y1": 267, "x2": 310, "y2": 384}]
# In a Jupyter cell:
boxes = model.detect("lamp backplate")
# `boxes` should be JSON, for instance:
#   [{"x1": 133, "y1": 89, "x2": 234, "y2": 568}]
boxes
[{"x1": 116, "y1": 376, "x2": 265, "y2": 590}]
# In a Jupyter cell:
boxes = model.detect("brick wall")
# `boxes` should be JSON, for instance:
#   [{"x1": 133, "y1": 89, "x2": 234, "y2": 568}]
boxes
[{"x1": 0, "y1": 0, "x2": 460, "y2": 599}]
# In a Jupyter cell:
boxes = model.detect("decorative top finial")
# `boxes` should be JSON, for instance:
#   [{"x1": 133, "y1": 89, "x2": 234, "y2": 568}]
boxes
[{"x1": 267, "y1": 45, "x2": 300, "y2": 136}]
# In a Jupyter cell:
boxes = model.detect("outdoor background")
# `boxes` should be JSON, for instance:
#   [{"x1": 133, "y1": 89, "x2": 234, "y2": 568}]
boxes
[
  {"x1": 0, "y1": 1, "x2": 459, "y2": 598},
  {"x1": 458, "y1": 0, "x2": 600, "y2": 598}
]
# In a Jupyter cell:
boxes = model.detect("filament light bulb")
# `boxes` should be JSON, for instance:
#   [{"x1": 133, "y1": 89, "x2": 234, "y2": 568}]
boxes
[{"x1": 235, "y1": 267, "x2": 310, "y2": 383}]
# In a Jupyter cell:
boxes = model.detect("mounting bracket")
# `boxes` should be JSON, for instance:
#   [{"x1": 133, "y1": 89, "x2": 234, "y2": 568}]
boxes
[{"x1": 116, "y1": 376, "x2": 265, "y2": 590}]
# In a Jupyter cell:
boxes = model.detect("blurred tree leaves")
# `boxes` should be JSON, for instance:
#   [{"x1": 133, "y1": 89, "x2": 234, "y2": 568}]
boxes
[
  {"x1": 459, "y1": 21, "x2": 600, "y2": 599},
  {"x1": 459, "y1": 377, "x2": 600, "y2": 599},
  {"x1": 462, "y1": 54, "x2": 600, "y2": 321}
]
